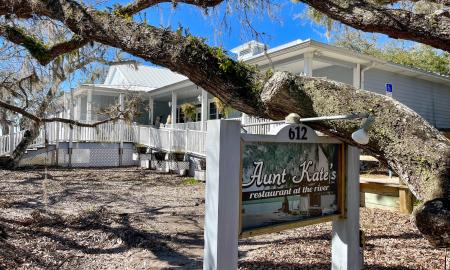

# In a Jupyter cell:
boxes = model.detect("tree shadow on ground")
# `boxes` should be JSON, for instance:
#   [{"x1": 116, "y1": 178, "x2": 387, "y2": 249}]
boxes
[
  {"x1": 239, "y1": 261, "x2": 420, "y2": 270},
  {"x1": 240, "y1": 231, "x2": 331, "y2": 246},
  {"x1": 239, "y1": 261, "x2": 330, "y2": 270},
  {"x1": 0, "y1": 208, "x2": 203, "y2": 269},
  {"x1": 363, "y1": 266, "x2": 420, "y2": 270},
  {"x1": 366, "y1": 232, "x2": 422, "y2": 240}
]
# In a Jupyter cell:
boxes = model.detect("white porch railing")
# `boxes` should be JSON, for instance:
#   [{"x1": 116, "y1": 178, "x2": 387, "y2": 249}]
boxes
[
  {"x1": 241, "y1": 114, "x2": 284, "y2": 134},
  {"x1": 138, "y1": 126, "x2": 206, "y2": 156},
  {"x1": 165, "y1": 121, "x2": 207, "y2": 131},
  {"x1": 0, "y1": 133, "x2": 9, "y2": 156},
  {"x1": 0, "y1": 115, "x2": 277, "y2": 158}
]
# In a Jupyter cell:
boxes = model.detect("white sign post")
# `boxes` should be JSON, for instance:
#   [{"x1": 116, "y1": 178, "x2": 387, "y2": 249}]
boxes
[
  {"x1": 204, "y1": 119, "x2": 361, "y2": 270},
  {"x1": 204, "y1": 119, "x2": 241, "y2": 270},
  {"x1": 332, "y1": 145, "x2": 362, "y2": 270}
]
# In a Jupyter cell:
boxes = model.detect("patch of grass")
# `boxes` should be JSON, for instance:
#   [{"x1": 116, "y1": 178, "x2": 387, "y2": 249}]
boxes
[
  {"x1": 413, "y1": 198, "x2": 423, "y2": 207},
  {"x1": 182, "y1": 178, "x2": 200, "y2": 185}
]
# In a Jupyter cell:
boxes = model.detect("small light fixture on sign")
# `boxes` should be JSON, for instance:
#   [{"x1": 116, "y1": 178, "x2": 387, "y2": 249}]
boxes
[
  {"x1": 351, "y1": 128, "x2": 369, "y2": 145},
  {"x1": 351, "y1": 115, "x2": 374, "y2": 145},
  {"x1": 168, "y1": 101, "x2": 172, "y2": 107}
]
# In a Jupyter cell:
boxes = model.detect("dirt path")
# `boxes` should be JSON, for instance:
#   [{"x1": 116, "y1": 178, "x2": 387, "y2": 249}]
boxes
[{"x1": 0, "y1": 168, "x2": 447, "y2": 269}]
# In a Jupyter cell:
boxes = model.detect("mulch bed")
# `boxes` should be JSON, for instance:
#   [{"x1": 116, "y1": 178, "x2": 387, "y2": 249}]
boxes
[{"x1": 0, "y1": 168, "x2": 447, "y2": 269}]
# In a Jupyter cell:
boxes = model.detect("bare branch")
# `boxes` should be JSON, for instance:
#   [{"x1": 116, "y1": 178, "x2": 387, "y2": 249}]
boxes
[
  {"x1": 0, "y1": 98, "x2": 123, "y2": 127},
  {"x1": 0, "y1": 98, "x2": 39, "y2": 122},
  {"x1": 117, "y1": 0, "x2": 224, "y2": 15},
  {"x1": 43, "y1": 116, "x2": 122, "y2": 127}
]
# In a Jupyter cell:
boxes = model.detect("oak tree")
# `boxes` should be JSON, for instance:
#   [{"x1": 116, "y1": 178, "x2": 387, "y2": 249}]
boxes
[{"x1": 0, "y1": 0, "x2": 448, "y2": 247}]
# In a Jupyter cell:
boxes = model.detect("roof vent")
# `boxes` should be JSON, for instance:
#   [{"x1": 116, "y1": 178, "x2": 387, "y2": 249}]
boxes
[{"x1": 231, "y1": 40, "x2": 268, "y2": 60}]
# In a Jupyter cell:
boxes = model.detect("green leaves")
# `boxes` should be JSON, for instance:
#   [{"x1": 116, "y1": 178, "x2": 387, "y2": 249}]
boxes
[{"x1": 335, "y1": 30, "x2": 450, "y2": 76}]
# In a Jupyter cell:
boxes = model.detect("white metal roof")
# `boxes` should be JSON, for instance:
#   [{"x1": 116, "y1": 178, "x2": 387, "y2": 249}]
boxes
[{"x1": 102, "y1": 64, "x2": 187, "y2": 91}]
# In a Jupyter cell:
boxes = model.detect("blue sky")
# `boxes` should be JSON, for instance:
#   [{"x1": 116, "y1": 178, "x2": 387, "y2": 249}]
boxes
[
  {"x1": 62, "y1": 1, "x2": 332, "y2": 90},
  {"x1": 118, "y1": 0, "x2": 329, "y2": 52}
]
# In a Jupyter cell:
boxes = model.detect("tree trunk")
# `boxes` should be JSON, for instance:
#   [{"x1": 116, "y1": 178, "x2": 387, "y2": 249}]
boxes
[
  {"x1": 5, "y1": 121, "x2": 42, "y2": 169},
  {"x1": 4, "y1": 77, "x2": 59, "y2": 168}
]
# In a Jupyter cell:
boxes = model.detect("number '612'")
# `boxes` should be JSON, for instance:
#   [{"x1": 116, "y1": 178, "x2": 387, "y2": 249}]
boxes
[{"x1": 288, "y1": 126, "x2": 307, "y2": 140}]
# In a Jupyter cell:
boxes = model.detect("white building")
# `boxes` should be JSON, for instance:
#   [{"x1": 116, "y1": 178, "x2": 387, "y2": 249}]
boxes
[
  {"x1": 1, "y1": 38, "x2": 450, "y2": 166},
  {"x1": 61, "y1": 39, "x2": 450, "y2": 131}
]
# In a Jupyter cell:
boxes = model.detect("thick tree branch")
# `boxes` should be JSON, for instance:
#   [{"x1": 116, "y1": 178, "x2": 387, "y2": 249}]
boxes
[
  {"x1": 378, "y1": 0, "x2": 450, "y2": 6},
  {"x1": 299, "y1": 0, "x2": 450, "y2": 52},
  {"x1": 0, "y1": 24, "x2": 88, "y2": 65},
  {"x1": 117, "y1": 0, "x2": 223, "y2": 15}
]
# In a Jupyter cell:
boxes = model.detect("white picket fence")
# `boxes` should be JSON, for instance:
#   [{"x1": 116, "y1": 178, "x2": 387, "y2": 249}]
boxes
[{"x1": 0, "y1": 115, "x2": 279, "y2": 158}]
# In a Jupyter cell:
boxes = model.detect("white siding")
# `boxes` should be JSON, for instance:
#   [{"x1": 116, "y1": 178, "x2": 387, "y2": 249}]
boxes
[
  {"x1": 433, "y1": 83, "x2": 450, "y2": 129},
  {"x1": 364, "y1": 68, "x2": 450, "y2": 129},
  {"x1": 313, "y1": 65, "x2": 353, "y2": 85},
  {"x1": 80, "y1": 96, "x2": 87, "y2": 121}
]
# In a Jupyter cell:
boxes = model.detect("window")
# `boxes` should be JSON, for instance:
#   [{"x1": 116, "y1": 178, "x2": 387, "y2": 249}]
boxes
[
  {"x1": 176, "y1": 107, "x2": 185, "y2": 123},
  {"x1": 209, "y1": 101, "x2": 223, "y2": 120},
  {"x1": 209, "y1": 102, "x2": 217, "y2": 120}
]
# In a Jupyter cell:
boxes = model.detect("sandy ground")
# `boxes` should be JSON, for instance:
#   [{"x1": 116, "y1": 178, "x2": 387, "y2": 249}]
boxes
[{"x1": 0, "y1": 167, "x2": 447, "y2": 270}]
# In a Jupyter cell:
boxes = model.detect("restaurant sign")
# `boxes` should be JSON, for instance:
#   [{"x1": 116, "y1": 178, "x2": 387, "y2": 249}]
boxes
[{"x1": 239, "y1": 124, "x2": 344, "y2": 238}]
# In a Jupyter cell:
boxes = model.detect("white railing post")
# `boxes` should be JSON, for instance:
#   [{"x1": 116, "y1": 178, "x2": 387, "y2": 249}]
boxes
[
  {"x1": 169, "y1": 128, "x2": 172, "y2": 152},
  {"x1": 69, "y1": 89, "x2": 74, "y2": 167},
  {"x1": 133, "y1": 122, "x2": 141, "y2": 143},
  {"x1": 185, "y1": 129, "x2": 189, "y2": 153},
  {"x1": 119, "y1": 93, "x2": 124, "y2": 166},
  {"x1": 9, "y1": 126, "x2": 14, "y2": 155},
  {"x1": 55, "y1": 121, "x2": 60, "y2": 166},
  {"x1": 148, "y1": 126, "x2": 151, "y2": 148}
]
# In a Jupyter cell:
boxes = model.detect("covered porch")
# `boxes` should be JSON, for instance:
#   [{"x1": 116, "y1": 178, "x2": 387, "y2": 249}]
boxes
[{"x1": 147, "y1": 80, "x2": 241, "y2": 131}]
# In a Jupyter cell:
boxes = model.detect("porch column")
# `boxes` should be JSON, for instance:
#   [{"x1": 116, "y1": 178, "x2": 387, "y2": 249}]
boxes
[
  {"x1": 76, "y1": 95, "x2": 82, "y2": 121},
  {"x1": 148, "y1": 96, "x2": 154, "y2": 125},
  {"x1": 62, "y1": 92, "x2": 67, "y2": 119},
  {"x1": 304, "y1": 52, "x2": 313, "y2": 76},
  {"x1": 201, "y1": 89, "x2": 208, "y2": 131},
  {"x1": 353, "y1": 64, "x2": 361, "y2": 89},
  {"x1": 171, "y1": 91, "x2": 177, "y2": 125},
  {"x1": 86, "y1": 88, "x2": 93, "y2": 123}
]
